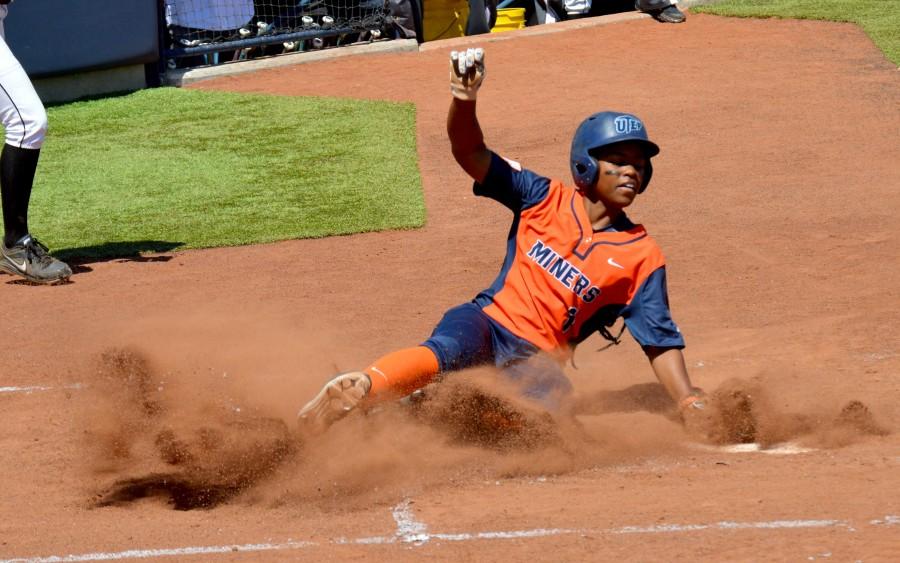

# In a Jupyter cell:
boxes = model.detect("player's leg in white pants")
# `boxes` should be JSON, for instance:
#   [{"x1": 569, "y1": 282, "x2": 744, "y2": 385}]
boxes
[
  {"x1": 0, "y1": 21, "x2": 48, "y2": 151},
  {"x1": 0, "y1": 7, "x2": 70, "y2": 284}
]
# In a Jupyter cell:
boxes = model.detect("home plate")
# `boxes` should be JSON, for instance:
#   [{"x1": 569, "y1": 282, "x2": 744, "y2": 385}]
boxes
[{"x1": 693, "y1": 442, "x2": 816, "y2": 455}]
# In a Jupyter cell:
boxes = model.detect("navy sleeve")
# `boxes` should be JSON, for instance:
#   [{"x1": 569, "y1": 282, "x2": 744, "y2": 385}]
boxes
[
  {"x1": 621, "y1": 267, "x2": 686, "y2": 349},
  {"x1": 472, "y1": 152, "x2": 550, "y2": 211}
]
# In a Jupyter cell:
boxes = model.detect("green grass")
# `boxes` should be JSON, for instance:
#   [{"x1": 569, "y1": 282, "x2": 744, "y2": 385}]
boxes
[
  {"x1": 694, "y1": 0, "x2": 900, "y2": 65},
  {"x1": 31, "y1": 87, "x2": 424, "y2": 259}
]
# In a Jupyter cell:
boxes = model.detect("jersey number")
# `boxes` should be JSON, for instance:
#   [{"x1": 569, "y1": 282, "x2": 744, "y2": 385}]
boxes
[{"x1": 562, "y1": 307, "x2": 578, "y2": 332}]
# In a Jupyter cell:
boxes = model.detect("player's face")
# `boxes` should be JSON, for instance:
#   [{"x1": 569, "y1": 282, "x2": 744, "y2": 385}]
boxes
[{"x1": 588, "y1": 142, "x2": 648, "y2": 209}]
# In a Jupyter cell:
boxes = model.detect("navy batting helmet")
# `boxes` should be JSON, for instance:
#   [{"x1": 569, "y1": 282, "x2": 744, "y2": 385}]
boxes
[{"x1": 570, "y1": 112, "x2": 660, "y2": 193}]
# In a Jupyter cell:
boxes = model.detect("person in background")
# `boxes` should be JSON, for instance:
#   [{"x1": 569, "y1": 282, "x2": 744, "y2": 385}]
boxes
[
  {"x1": 635, "y1": 0, "x2": 686, "y2": 24},
  {"x1": 0, "y1": 0, "x2": 71, "y2": 284}
]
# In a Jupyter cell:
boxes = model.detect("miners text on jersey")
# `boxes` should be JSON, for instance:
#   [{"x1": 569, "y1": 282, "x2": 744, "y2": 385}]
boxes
[{"x1": 526, "y1": 239, "x2": 601, "y2": 303}]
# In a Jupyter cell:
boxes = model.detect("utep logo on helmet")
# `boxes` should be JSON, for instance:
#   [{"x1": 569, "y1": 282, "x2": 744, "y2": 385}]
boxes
[{"x1": 614, "y1": 115, "x2": 643, "y2": 134}]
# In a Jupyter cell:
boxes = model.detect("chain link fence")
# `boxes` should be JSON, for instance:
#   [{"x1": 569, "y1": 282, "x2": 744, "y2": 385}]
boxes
[{"x1": 163, "y1": 0, "x2": 398, "y2": 69}]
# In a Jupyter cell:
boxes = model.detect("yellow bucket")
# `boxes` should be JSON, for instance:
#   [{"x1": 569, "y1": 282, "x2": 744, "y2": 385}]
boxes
[
  {"x1": 491, "y1": 7, "x2": 526, "y2": 33},
  {"x1": 423, "y1": 0, "x2": 469, "y2": 42}
]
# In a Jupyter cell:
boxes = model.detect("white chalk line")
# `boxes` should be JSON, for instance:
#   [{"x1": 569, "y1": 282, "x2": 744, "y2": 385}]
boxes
[
  {"x1": 3, "y1": 501, "x2": 898, "y2": 562},
  {"x1": 869, "y1": 515, "x2": 900, "y2": 526},
  {"x1": 390, "y1": 498, "x2": 430, "y2": 544},
  {"x1": 691, "y1": 442, "x2": 817, "y2": 455},
  {"x1": 0, "y1": 541, "x2": 314, "y2": 563},
  {"x1": 0, "y1": 384, "x2": 83, "y2": 395}
]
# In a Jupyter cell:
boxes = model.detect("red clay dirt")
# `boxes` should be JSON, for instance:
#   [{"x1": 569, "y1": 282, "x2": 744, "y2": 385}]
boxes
[{"x1": 2, "y1": 13, "x2": 899, "y2": 562}]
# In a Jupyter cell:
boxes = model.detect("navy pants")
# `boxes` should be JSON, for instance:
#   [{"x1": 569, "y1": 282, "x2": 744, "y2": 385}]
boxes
[{"x1": 422, "y1": 302, "x2": 573, "y2": 411}]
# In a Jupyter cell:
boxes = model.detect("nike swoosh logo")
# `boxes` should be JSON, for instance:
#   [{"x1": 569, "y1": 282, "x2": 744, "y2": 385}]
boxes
[
  {"x1": 607, "y1": 257, "x2": 625, "y2": 269},
  {"x1": 3, "y1": 254, "x2": 27, "y2": 272}
]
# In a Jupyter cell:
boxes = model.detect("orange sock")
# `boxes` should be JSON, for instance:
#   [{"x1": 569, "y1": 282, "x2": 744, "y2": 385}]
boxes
[{"x1": 364, "y1": 346, "x2": 440, "y2": 399}]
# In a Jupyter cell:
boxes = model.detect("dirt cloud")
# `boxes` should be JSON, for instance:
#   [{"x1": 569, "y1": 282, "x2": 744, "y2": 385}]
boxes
[{"x1": 80, "y1": 349, "x2": 890, "y2": 512}]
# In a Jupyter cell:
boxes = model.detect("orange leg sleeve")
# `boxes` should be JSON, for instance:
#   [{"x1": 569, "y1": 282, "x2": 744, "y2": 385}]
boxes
[{"x1": 364, "y1": 346, "x2": 440, "y2": 399}]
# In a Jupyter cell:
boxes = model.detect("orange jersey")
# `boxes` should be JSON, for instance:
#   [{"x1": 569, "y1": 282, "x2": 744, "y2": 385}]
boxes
[{"x1": 472, "y1": 153, "x2": 684, "y2": 355}]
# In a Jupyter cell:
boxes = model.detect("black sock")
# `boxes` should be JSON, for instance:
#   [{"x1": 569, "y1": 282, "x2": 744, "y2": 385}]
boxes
[{"x1": 0, "y1": 143, "x2": 41, "y2": 248}]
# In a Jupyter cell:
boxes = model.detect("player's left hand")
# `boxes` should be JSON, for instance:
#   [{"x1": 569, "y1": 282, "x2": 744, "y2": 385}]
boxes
[{"x1": 449, "y1": 47, "x2": 486, "y2": 101}]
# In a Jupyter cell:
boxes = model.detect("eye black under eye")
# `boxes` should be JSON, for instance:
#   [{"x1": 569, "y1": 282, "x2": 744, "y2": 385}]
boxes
[{"x1": 608, "y1": 160, "x2": 642, "y2": 169}]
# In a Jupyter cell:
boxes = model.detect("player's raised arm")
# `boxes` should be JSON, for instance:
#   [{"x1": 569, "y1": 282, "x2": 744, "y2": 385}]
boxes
[{"x1": 447, "y1": 48, "x2": 491, "y2": 184}]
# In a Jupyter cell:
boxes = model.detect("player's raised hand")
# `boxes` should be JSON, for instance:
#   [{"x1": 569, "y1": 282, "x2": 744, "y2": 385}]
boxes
[{"x1": 449, "y1": 47, "x2": 485, "y2": 101}]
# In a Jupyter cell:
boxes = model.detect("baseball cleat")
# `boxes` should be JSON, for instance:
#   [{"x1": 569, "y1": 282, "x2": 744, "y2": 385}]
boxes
[
  {"x1": 0, "y1": 234, "x2": 72, "y2": 285},
  {"x1": 643, "y1": 3, "x2": 686, "y2": 23},
  {"x1": 297, "y1": 371, "x2": 372, "y2": 431}
]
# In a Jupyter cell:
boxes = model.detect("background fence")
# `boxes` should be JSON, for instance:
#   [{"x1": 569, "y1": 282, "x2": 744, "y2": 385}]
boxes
[{"x1": 163, "y1": 0, "x2": 398, "y2": 69}]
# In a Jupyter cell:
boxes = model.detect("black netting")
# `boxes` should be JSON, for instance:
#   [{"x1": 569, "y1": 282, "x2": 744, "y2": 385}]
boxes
[{"x1": 163, "y1": 0, "x2": 393, "y2": 68}]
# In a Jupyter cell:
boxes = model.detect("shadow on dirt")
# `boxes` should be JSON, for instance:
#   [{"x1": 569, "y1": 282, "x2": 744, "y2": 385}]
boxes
[
  {"x1": 87, "y1": 348, "x2": 296, "y2": 510},
  {"x1": 96, "y1": 472, "x2": 251, "y2": 510},
  {"x1": 94, "y1": 416, "x2": 295, "y2": 510},
  {"x1": 56, "y1": 240, "x2": 183, "y2": 264},
  {"x1": 572, "y1": 377, "x2": 889, "y2": 448},
  {"x1": 573, "y1": 382, "x2": 674, "y2": 416}
]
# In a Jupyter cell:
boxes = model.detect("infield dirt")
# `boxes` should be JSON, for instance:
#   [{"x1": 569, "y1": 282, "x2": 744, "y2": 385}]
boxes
[{"x1": 1, "y1": 13, "x2": 898, "y2": 562}]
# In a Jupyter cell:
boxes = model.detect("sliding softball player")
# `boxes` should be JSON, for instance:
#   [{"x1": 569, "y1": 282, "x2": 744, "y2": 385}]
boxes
[{"x1": 298, "y1": 48, "x2": 706, "y2": 432}]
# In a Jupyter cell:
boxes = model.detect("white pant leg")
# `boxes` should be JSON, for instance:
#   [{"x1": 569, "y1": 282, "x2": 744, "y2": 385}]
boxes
[{"x1": 0, "y1": 7, "x2": 47, "y2": 150}]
